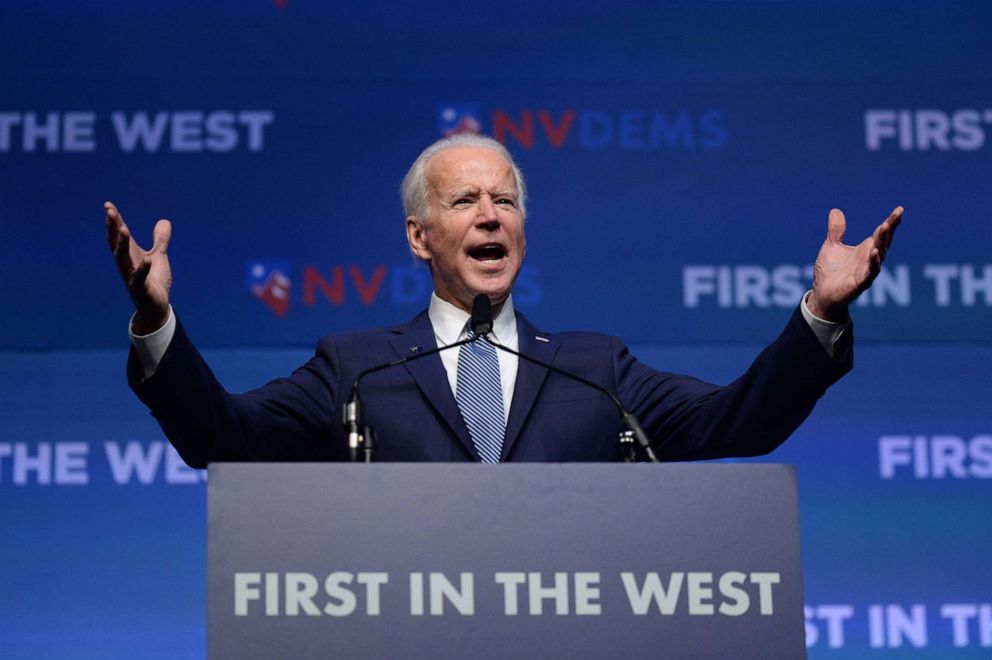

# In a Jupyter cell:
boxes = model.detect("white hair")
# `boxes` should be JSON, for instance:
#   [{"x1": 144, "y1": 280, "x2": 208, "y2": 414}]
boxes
[{"x1": 401, "y1": 134, "x2": 527, "y2": 223}]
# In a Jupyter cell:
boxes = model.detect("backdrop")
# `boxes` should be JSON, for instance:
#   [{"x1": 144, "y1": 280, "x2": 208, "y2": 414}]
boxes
[{"x1": 1, "y1": 1, "x2": 989, "y2": 657}]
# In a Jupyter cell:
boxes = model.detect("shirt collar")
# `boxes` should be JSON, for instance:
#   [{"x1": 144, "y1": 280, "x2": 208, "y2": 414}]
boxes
[{"x1": 429, "y1": 292, "x2": 517, "y2": 347}]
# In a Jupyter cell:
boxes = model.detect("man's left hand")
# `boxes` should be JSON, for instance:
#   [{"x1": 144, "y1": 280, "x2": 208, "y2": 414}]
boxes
[{"x1": 808, "y1": 206, "x2": 903, "y2": 322}]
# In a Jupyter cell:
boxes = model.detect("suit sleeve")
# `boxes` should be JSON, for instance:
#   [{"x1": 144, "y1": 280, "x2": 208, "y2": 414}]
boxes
[
  {"x1": 128, "y1": 316, "x2": 343, "y2": 468},
  {"x1": 614, "y1": 304, "x2": 853, "y2": 460}
]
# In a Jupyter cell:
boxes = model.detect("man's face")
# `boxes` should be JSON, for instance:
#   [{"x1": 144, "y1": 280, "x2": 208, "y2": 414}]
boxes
[{"x1": 406, "y1": 146, "x2": 525, "y2": 313}]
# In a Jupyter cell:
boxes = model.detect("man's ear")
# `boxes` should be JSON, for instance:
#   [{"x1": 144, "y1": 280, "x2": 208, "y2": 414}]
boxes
[{"x1": 405, "y1": 216, "x2": 431, "y2": 261}]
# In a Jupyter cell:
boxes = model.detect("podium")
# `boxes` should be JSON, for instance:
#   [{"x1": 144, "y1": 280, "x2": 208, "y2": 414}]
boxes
[{"x1": 208, "y1": 463, "x2": 805, "y2": 659}]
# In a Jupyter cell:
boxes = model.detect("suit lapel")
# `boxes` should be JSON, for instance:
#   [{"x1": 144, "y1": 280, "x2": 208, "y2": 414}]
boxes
[
  {"x1": 388, "y1": 312, "x2": 479, "y2": 461},
  {"x1": 501, "y1": 313, "x2": 559, "y2": 461}
]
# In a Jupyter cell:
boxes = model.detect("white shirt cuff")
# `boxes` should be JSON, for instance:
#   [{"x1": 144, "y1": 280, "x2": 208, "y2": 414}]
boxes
[
  {"x1": 800, "y1": 291, "x2": 849, "y2": 360},
  {"x1": 129, "y1": 306, "x2": 176, "y2": 380}
]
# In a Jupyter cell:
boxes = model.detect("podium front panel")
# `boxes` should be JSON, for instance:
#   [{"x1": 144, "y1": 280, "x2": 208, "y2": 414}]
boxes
[{"x1": 208, "y1": 463, "x2": 804, "y2": 659}]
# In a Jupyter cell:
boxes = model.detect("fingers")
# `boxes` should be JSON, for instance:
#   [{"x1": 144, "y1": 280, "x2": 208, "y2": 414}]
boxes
[
  {"x1": 827, "y1": 208, "x2": 846, "y2": 244},
  {"x1": 888, "y1": 205, "x2": 904, "y2": 227},
  {"x1": 872, "y1": 205, "x2": 904, "y2": 260},
  {"x1": 853, "y1": 247, "x2": 883, "y2": 296},
  {"x1": 105, "y1": 201, "x2": 125, "y2": 251},
  {"x1": 106, "y1": 201, "x2": 146, "y2": 282},
  {"x1": 151, "y1": 219, "x2": 172, "y2": 255},
  {"x1": 882, "y1": 205, "x2": 903, "y2": 248},
  {"x1": 112, "y1": 221, "x2": 135, "y2": 278},
  {"x1": 131, "y1": 256, "x2": 152, "y2": 289}
]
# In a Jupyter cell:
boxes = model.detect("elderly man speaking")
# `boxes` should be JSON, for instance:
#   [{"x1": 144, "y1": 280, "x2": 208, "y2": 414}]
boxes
[{"x1": 106, "y1": 134, "x2": 902, "y2": 466}]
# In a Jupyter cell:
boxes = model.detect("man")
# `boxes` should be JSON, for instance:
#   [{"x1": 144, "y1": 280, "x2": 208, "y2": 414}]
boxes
[{"x1": 106, "y1": 134, "x2": 902, "y2": 466}]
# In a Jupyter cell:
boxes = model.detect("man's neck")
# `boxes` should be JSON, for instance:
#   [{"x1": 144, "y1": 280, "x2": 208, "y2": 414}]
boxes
[
  {"x1": 435, "y1": 294, "x2": 507, "y2": 318},
  {"x1": 428, "y1": 293, "x2": 516, "y2": 344}
]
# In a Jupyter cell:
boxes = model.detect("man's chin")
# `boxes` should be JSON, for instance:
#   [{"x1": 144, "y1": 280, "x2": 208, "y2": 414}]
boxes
[
  {"x1": 474, "y1": 280, "x2": 512, "y2": 303},
  {"x1": 436, "y1": 271, "x2": 517, "y2": 311},
  {"x1": 458, "y1": 286, "x2": 510, "y2": 313}
]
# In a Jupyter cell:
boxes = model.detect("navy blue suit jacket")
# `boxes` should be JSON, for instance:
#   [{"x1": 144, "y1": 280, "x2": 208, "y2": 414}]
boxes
[{"x1": 129, "y1": 305, "x2": 851, "y2": 467}]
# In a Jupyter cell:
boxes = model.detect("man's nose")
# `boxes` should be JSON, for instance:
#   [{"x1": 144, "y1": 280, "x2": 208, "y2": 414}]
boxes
[{"x1": 477, "y1": 195, "x2": 499, "y2": 224}]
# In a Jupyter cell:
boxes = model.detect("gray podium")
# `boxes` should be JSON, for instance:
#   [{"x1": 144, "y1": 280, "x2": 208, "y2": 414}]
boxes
[{"x1": 208, "y1": 463, "x2": 805, "y2": 659}]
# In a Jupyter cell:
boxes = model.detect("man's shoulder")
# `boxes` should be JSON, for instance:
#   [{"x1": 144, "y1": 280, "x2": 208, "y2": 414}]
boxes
[
  {"x1": 313, "y1": 309, "x2": 431, "y2": 352},
  {"x1": 514, "y1": 312, "x2": 622, "y2": 352},
  {"x1": 551, "y1": 329, "x2": 619, "y2": 347}
]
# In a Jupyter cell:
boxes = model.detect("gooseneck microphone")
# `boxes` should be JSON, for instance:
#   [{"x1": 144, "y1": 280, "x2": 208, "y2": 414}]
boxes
[
  {"x1": 475, "y1": 295, "x2": 660, "y2": 463},
  {"x1": 343, "y1": 296, "x2": 493, "y2": 461},
  {"x1": 343, "y1": 293, "x2": 658, "y2": 463}
]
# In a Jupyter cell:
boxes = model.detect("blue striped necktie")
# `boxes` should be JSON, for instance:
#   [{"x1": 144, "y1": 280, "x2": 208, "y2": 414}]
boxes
[{"x1": 455, "y1": 329, "x2": 505, "y2": 463}]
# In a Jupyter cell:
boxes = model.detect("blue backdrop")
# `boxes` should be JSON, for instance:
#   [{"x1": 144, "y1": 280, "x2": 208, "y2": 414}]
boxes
[{"x1": 1, "y1": 1, "x2": 990, "y2": 657}]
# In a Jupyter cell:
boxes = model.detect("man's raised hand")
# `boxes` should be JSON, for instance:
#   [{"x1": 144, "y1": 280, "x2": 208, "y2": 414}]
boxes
[
  {"x1": 807, "y1": 206, "x2": 903, "y2": 322},
  {"x1": 105, "y1": 201, "x2": 173, "y2": 334}
]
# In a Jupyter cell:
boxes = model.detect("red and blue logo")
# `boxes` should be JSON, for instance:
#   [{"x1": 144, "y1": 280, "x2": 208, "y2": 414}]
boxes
[
  {"x1": 438, "y1": 102, "x2": 727, "y2": 151},
  {"x1": 246, "y1": 261, "x2": 543, "y2": 318},
  {"x1": 438, "y1": 104, "x2": 482, "y2": 137},
  {"x1": 246, "y1": 260, "x2": 291, "y2": 318}
]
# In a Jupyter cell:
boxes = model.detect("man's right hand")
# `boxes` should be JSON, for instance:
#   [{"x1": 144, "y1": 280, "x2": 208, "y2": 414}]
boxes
[{"x1": 105, "y1": 201, "x2": 173, "y2": 335}]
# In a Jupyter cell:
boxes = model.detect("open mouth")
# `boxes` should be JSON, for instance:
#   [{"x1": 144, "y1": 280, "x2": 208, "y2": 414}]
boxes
[{"x1": 468, "y1": 244, "x2": 507, "y2": 263}]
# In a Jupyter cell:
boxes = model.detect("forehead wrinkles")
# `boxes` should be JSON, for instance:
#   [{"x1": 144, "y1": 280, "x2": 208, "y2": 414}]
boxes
[{"x1": 428, "y1": 157, "x2": 516, "y2": 198}]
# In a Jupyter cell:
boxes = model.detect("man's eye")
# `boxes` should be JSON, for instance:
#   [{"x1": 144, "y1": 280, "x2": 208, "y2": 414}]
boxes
[
  {"x1": 496, "y1": 198, "x2": 516, "y2": 207},
  {"x1": 453, "y1": 198, "x2": 472, "y2": 205}
]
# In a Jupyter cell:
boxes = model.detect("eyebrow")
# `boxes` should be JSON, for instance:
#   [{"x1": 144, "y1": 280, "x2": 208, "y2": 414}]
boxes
[
  {"x1": 447, "y1": 187, "x2": 480, "y2": 198},
  {"x1": 447, "y1": 187, "x2": 517, "y2": 199}
]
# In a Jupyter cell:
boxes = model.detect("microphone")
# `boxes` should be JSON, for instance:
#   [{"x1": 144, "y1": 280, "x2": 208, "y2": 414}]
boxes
[
  {"x1": 343, "y1": 294, "x2": 492, "y2": 461},
  {"x1": 470, "y1": 293, "x2": 493, "y2": 335},
  {"x1": 475, "y1": 307, "x2": 660, "y2": 463}
]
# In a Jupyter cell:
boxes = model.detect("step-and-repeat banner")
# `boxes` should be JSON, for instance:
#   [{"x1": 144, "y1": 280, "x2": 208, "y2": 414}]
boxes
[{"x1": 1, "y1": 2, "x2": 989, "y2": 658}]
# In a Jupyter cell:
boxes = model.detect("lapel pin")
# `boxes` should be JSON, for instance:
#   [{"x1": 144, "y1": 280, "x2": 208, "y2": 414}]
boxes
[
  {"x1": 535, "y1": 336, "x2": 549, "y2": 343},
  {"x1": 409, "y1": 346, "x2": 422, "y2": 353}
]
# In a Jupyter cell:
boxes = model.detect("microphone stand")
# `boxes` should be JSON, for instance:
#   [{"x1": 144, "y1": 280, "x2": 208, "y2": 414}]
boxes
[
  {"x1": 344, "y1": 335, "x2": 479, "y2": 462},
  {"x1": 480, "y1": 335, "x2": 660, "y2": 463},
  {"x1": 346, "y1": 294, "x2": 495, "y2": 462}
]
